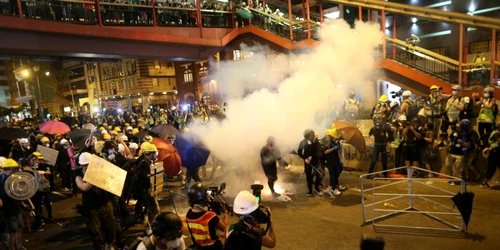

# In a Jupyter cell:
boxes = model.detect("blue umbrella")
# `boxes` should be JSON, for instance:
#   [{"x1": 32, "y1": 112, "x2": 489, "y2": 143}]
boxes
[{"x1": 173, "y1": 134, "x2": 210, "y2": 170}]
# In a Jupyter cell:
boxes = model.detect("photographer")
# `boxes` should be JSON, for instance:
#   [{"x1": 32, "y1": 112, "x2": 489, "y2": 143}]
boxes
[
  {"x1": 367, "y1": 118, "x2": 395, "y2": 177},
  {"x1": 224, "y1": 190, "x2": 276, "y2": 250},
  {"x1": 183, "y1": 183, "x2": 228, "y2": 250},
  {"x1": 136, "y1": 212, "x2": 186, "y2": 250},
  {"x1": 402, "y1": 117, "x2": 421, "y2": 169}
]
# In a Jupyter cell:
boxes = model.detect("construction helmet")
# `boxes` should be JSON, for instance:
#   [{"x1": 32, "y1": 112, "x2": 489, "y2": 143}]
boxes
[
  {"x1": 379, "y1": 95, "x2": 388, "y2": 102},
  {"x1": 324, "y1": 129, "x2": 332, "y2": 136},
  {"x1": 144, "y1": 135, "x2": 153, "y2": 142},
  {"x1": 36, "y1": 134, "x2": 43, "y2": 140},
  {"x1": 398, "y1": 115, "x2": 407, "y2": 121},
  {"x1": 451, "y1": 85, "x2": 462, "y2": 91},
  {"x1": 60, "y1": 139, "x2": 69, "y2": 145},
  {"x1": 187, "y1": 182, "x2": 208, "y2": 205},
  {"x1": 114, "y1": 127, "x2": 122, "y2": 132},
  {"x1": 126, "y1": 126, "x2": 133, "y2": 131},
  {"x1": 129, "y1": 142, "x2": 139, "y2": 149},
  {"x1": 79, "y1": 152, "x2": 92, "y2": 165},
  {"x1": 2, "y1": 158, "x2": 19, "y2": 168},
  {"x1": 41, "y1": 137, "x2": 50, "y2": 143},
  {"x1": 142, "y1": 143, "x2": 158, "y2": 153},
  {"x1": 111, "y1": 130, "x2": 119, "y2": 136},
  {"x1": 330, "y1": 128, "x2": 340, "y2": 138},
  {"x1": 124, "y1": 123, "x2": 130, "y2": 127},
  {"x1": 121, "y1": 135, "x2": 129, "y2": 142},
  {"x1": 118, "y1": 144, "x2": 125, "y2": 154},
  {"x1": 151, "y1": 212, "x2": 183, "y2": 239},
  {"x1": 19, "y1": 138, "x2": 29, "y2": 145},
  {"x1": 103, "y1": 134, "x2": 111, "y2": 141},
  {"x1": 430, "y1": 85, "x2": 439, "y2": 90},
  {"x1": 402, "y1": 90, "x2": 412, "y2": 97},
  {"x1": 233, "y1": 190, "x2": 259, "y2": 215},
  {"x1": 484, "y1": 86, "x2": 494, "y2": 93},
  {"x1": 31, "y1": 152, "x2": 44, "y2": 160},
  {"x1": 99, "y1": 126, "x2": 105, "y2": 131},
  {"x1": 132, "y1": 128, "x2": 139, "y2": 135},
  {"x1": 101, "y1": 130, "x2": 108, "y2": 135}
]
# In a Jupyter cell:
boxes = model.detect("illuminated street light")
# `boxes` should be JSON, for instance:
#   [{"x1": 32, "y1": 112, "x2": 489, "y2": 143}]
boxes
[
  {"x1": 45, "y1": 71, "x2": 50, "y2": 76},
  {"x1": 22, "y1": 70, "x2": 29, "y2": 77}
]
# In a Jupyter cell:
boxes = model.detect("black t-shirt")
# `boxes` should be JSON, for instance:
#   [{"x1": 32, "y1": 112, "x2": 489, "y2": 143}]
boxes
[
  {"x1": 0, "y1": 195, "x2": 22, "y2": 217},
  {"x1": 369, "y1": 125, "x2": 390, "y2": 144},
  {"x1": 224, "y1": 222, "x2": 262, "y2": 250},
  {"x1": 186, "y1": 209, "x2": 220, "y2": 240},
  {"x1": 82, "y1": 186, "x2": 111, "y2": 210},
  {"x1": 449, "y1": 132, "x2": 473, "y2": 155}
]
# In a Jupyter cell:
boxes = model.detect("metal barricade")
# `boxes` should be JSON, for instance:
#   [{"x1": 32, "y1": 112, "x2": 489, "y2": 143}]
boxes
[{"x1": 360, "y1": 166, "x2": 466, "y2": 233}]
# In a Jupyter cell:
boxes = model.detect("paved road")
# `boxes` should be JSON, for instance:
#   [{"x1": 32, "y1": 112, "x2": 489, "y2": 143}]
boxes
[{"x1": 16, "y1": 165, "x2": 500, "y2": 250}]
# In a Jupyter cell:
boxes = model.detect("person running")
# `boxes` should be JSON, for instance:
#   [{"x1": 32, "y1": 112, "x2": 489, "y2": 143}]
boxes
[{"x1": 260, "y1": 136, "x2": 288, "y2": 197}]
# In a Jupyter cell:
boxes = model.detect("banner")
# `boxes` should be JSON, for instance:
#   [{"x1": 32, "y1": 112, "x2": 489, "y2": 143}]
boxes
[
  {"x1": 84, "y1": 154, "x2": 127, "y2": 197},
  {"x1": 36, "y1": 145, "x2": 59, "y2": 166}
]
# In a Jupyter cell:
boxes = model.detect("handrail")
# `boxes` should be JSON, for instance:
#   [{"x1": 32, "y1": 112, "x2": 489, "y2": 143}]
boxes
[
  {"x1": 99, "y1": 2, "x2": 152, "y2": 8},
  {"x1": 385, "y1": 37, "x2": 459, "y2": 66},
  {"x1": 22, "y1": 0, "x2": 94, "y2": 3},
  {"x1": 156, "y1": 6, "x2": 196, "y2": 11},
  {"x1": 326, "y1": 0, "x2": 500, "y2": 30},
  {"x1": 200, "y1": 9, "x2": 232, "y2": 14},
  {"x1": 248, "y1": 7, "x2": 290, "y2": 24}
]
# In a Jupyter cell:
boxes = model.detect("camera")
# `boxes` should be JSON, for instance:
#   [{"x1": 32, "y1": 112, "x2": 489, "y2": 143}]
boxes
[
  {"x1": 251, "y1": 184, "x2": 264, "y2": 203},
  {"x1": 390, "y1": 90, "x2": 404, "y2": 99},
  {"x1": 207, "y1": 183, "x2": 233, "y2": 216}
]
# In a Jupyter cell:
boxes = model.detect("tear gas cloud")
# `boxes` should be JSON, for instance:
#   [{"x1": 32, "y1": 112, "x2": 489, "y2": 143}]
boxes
[{"x1": 190, "y1": 19, "x2": 383, "y2": 193}]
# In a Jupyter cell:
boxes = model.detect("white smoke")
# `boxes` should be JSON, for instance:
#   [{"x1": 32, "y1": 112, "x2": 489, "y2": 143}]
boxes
[{"x1": 191, "y1": 19, "x2": 383, "y2": 193}]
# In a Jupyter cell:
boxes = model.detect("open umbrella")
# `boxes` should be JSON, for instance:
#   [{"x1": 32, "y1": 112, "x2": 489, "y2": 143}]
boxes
[
  {"x1": 39, "y1": 121, "x2": 71, "y2": 135},
  {"x1": 452, "y1": 191, "x2": 474, "y2": 230},
  {"x1": 151, "y1": 124, "x2": 180, "y2": 136},
  {"x1": 82, "y1": 123, "x2": 96, "y2": 131},
  {"x1": 333, "y1": 120, "x2": 366, "y2": 152},
  {"x1": 70, "y1": 129, "x2": 103, "y2": 149},
  {"x1": 173, "y1": 134, "x2": 210, "y2": 170},
  {"x1": 151, "y1": 138, "x2": 182, "y2": 176},
  {"x1": 0, "y1": 127, "x2": 28, "y2": 140}
]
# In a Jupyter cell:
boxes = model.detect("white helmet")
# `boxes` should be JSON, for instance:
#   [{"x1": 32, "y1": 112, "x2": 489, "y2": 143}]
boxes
[
  {"x1": 233, "y1": 190, "x2": 259, "y2": 215},
  {"x1": 79, "y1": 152, "x2": 92, "y2": 165},
  {"x1": 126, "y1": 126, "x2": 133, "y2": 131},
  {"x1": 390, "y1": 101, "x2": 399, "y2": 108},
  {"x1": 19, "y1": 138, "x2": 29, "y2": 144},
  {"x1": 101, "y1": 130, "x2": 108, "y2": 134},
  {"x1": 60, "y1": 139, "x2": 69, "y2": 145},
  {"x1": 402, "y1": 90, "x2": 412, "y2": 97},
  {"x1": 452, "y1": 85, "x2": 462, "y2": 91},
  {"x1": 118, "y1": 144, "x2": 125, "y2": 154},
  {"x1": 463, "y1": 96, "x2": 470, "y2": 104},
  {"x1": 398, "y1": 115, "x2": 407, "y2": 121},
  {"x1": 121, "y1": 135, "x2": 129, "y2": 141},
  {"x1": 129, "y1": 142, "x2": 139, "y2": 149}
]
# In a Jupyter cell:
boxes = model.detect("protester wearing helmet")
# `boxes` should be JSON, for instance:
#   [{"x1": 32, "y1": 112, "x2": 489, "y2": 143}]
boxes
[
  {"x1": 373, "y1": 95, "x2": 390, "y2": 121},
  {"x1": 260, "y1": 136, "x2": 289, "y2": 197},
  {"x1": 9, "y1": 138, "x2": 32, "y2": 166},
  {"x1": 322, "y1": 129, "x2": 345, "y2": 197},
  {"x1": 344, "y1": 90, "x2": 360, "y2": 122},
  {"x1": 134, "y1": 143, "x2": 160, "y2": 223},
  {"x1": 367, "y1": 117, "x2": 395, "y2": 178},
  {"x1": 441, "y1": 85, "x2": 465, "y2": 137},
  {"x1": 41, "y1": 136, "x2": 50, "y2": 148},
  {"x1": 27, "y1": 152, "x2": 53, "y2": 232},
  {"x1": 224, "y1": 190, "x2": 276, "y2": 250},
  {"x1": 75, "y1": 152, "x2": 117, "y2": 250},
  {"x1": 183, "y1": 182, "x2": 228, "y2": 250},
  {"x1": 298, "y1": 129, "x2": 322, "y2": 196},
  {"x1": 56, "y1": 139, "x2": 73, "y2": 192},
  {"x1": 423, "y1": 85, "x2": 445, "y2": 139},
  {"x1": 399, "y1": 90, "x2": 413, "y2": 119},
  {"x1": 136, "y1": 212, "x2": 185, "y2": 250},
  {"x1": 445, "y1": 119, "x2": 473, "y2": 184},
  {"x1": 473, "y1": 86, "x2": 496, "y2": 137}
]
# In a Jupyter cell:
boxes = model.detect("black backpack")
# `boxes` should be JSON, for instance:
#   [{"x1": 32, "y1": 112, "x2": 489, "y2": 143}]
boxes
[{"x1": 404, "y1": 99, "x2": 420, "y2": 121}]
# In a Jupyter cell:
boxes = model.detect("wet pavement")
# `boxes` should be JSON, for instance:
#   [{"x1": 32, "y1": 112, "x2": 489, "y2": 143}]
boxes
[{"x1": 12, "y1": 164, "x2": 500, "y2": 250}]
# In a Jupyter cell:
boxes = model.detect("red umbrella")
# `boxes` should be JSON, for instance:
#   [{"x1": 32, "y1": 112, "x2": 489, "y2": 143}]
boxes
[
  {"x1": 152, "y1": 138, "x2": 182, "y2": 176},
  {"x1": 39, "y1": 121, "x2": 71, "y2": 135}
]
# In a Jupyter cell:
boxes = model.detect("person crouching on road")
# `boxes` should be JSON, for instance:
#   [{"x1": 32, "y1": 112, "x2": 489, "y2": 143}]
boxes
[
  {"x1": 260, "y1": 136, "x2": 289, "y2": 197},
  {"x1": 183, "y1": 183, "x2": 228, "y2": 250},
  {"x1": 136, "y1": 212, "x2": 186, "y2": 250},
  {"x1": 224, "y1": 190, "x2": 276, "y2": 250},
  {"x1": 75, "y1": 152, "x2": 117, "y2": 250}
]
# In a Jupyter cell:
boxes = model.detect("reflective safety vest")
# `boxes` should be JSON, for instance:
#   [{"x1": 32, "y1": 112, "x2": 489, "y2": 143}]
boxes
[{"x1": 182, "y1": 211, "x2": 217, "y2": 246}]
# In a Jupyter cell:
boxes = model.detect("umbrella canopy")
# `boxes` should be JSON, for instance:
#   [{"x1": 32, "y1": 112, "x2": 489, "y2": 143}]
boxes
[
  {"x1": 333, "y1": 120, "x2": 366, "y2": 152},
  {"x1": 0, "y1": 127, "x2": 28, "y2": 140},
  {"x1": 70, "y1": 129, "x2": 102, "y2": 149},
  {"x1": 173, "y1": 134, "x2": 210, "y2": 170},
  {"x1": 237, "y1": 8, "x2": 253, "y2": 19},
  {"x1": 151, "y1": 124, "x2": 180, "y2": 136},
  {"x1": 151, "y1": 138, "x2": 182, "y2": 176},
  {"x1": 39, "y1": 121, "x2": 71, "y2": 135},
  {"x1": 82, "y1": 123, "x2": 96, "y2": 131},
  {"x1": 452, "y1": 191, "x2": 474, "y2": 230}
]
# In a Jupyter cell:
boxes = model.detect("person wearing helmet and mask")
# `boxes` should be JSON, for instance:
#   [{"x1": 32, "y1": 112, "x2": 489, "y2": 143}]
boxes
[
  {"x1": 40, "y1": 136, "x2": 51, "y2": 148},
  {"x1": 298, "y1": 129, "x2": 322, "y2": 196},
  {"x1": 9, "y1": 138, "x2": 32, "y2": 166},
  {"x1": 399, "y1": 90, "x2": 418, "y2": 121},
  {"x1": 373, "y1": 95, "x2": 390, "y2": 122},
  {"x1": 368, "y1": 118, "x2": 395, "y2": 178},
  {"x1": 424, "y1": 85, "x2": 444, "y2": 139},
  {"x1": 401, "y1": 115, "x2": 422, "y2": 170},
  {"x1": 136, "y1": 212, "x2": 185, "y2": 250},
  {"x1": 224, "y1": 190, "x2": 276, "y2": 250},
  {"x1": 444, "y1": 119, "x2": 473, "y2": 184},
  {"x1": 183, "y1": 183, "x2": 228, "y2": 250},
  {"x1": 474, "y1": 86, "x2": 496, "y2": 138},
  {"x1": 260, "y1": 136, "x2": 289, "y2": 197},
  {"x1": 26, "y1": 152, "x2": 53, "y2": 232},
  {"x1": 75, "y1": 152, "x2": 117, "y2": 250},
  {"x1": 344, "y1": 90, "x2": 360, "y2": 122},
  {"x1": 56, "y1": 139, "x2": 72, "y2": 192},
  {"x1": 441, "y1": 85, "x2": 465, "y2": 137},
  {"x1": 322, "y1": 129, "x2": 345, "y2": 197},
  {"x1": 134, "y1": 143, "x2": 160, "y2": 223}
]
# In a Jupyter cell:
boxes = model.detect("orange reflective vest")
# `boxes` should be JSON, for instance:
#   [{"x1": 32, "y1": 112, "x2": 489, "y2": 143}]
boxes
[{"x1": 183, "y1": 211, "x2": 217, "y2": 247}]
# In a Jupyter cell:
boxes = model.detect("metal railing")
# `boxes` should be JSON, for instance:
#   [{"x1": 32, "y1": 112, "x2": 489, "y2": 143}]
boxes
[
  {"x1": 462, "y1": 62, "x2": 491, "y2": 87},
  {"x1": 361, "y1": 166, "x2": 466, "y2": 233},
  {"x1": 385, "y1": 37, "x2": 459, "y2": 84},
  {"x1": 20, "y1": 0, "x2": 97, "y2": 24},
  {"x1": 155, "y1": 6, "x2": 197, "y2": 27}
]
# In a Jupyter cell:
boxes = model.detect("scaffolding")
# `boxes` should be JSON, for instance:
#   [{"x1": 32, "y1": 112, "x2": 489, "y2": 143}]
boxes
[{"x1": 360, "y1": 166, "x2": 466, "y2": 234}]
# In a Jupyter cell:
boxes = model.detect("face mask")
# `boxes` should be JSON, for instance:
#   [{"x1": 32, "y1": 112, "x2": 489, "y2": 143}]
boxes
[
  {"x1": 431, "y1": 92, "x2": 437, "y2": 97},
  {"x1": 452, "y1": 90, "x2": 458, "y2": 95},
  {"x1": 44, "y1": 143, "x2": 50, "y2": 147},
  {"x1": 484, "y1": 93, "x2": 489, "y2": 98},
  {"x1": 162, "y1": 237, "x2": 183, "y2": 249},
  {"x1": 108, "y1": 153, "x2": 116, "y2": 161}
]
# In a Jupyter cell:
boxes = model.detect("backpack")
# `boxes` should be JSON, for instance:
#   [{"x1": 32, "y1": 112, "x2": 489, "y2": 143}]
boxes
[
  {"x1": 461, "y1": 102, "x2": 479, "y2": 120},
  {"x1": 345, "y1": 99, "x2": 359, "y2": 114},
  {"x1": 404, "y1": 99, "x2": 420, "y2": 121}
]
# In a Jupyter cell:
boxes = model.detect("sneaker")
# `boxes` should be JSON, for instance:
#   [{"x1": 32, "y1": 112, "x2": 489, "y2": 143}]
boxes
[
  {"x1": 333, "y1": 189, "x2": 342, "y2": 196},
  {"x1": 272, "y1": 192, "x2": 281, "y2": 197},
  {"x1": 285, "y1": 165, "x2": 291, "y2": 170},
  {"x1": 337, "y1": 185, "x2": 347, "y2": 191},
  {"x1": 480, "y1": 183, "x2": 491, "y2": 188},
  {"x1": 35, "y1": 227, "x2": 44, "y2": 232},
  {"x1": 313, "y1": 188, "x2": 322, "y2": 195},
  {"x1": 450, "y1": 182, "x2": 456, "y2": 186},
  {"x1": 307, "y1": 191, "x2": 313, "y2": 196},
  {"x1": 61, "y1": 188, "x2": 70, "y2": 192}
]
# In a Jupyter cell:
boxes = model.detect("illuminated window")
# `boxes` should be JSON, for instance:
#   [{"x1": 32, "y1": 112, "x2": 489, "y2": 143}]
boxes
[
  {"x1": 183, "y1": 68, "x2": 193, "y2": 83},
  {"x1": 199, "y1": 66, "x2": 208, "y2": 78},
  {"x1": 153, "y1": 78, "x2": 159, "y2": 86},
  {"x1": 233, "y1": 50, "x2": 254, "y2": 60},
  {"x1": 154, "y1": 60, "x2": 161, "y2": 69}
]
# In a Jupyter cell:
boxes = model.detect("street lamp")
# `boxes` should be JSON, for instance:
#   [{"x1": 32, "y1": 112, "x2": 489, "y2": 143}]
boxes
[
  {"x1": 14, "y1": 65, "x2": 44, "y2": 121},
  {"x1": 45, "y1": 71, "x2": 50, "y2": 76}
]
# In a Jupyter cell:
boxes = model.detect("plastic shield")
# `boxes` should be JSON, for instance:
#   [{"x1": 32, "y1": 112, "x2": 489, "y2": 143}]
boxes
[{"x1": 4, "y1": 172, "x2": 39, "y2": 201}]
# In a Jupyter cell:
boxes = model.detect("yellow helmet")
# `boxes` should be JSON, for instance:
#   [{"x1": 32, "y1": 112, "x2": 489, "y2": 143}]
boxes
[
  {"x1": 114, "y1": 127, "x2": 122, "y2": 132},
  {"x1": 41, "y1": 136, "x2": 50, "y2": 143},
  {"x1": 103, "y1": 134, "x2": 111, "y2": 140},
  {"x1": 110, "y1": 130, "x2": 119, "y2": 136},
  {"x1": 430, "y1": 85, "x2": 439, "y2": 90},
  {"x1": 142, "y1": 143, "x2": 158, "y2": 153},
  {"x1": 99, "y1": 126, "x2": 105, "y2": 131},
  {"x1": 330, "y1": 128, "x2": 340, "y2": 138},
  {"x1": 144, "y1": 135, "x2": 153, "y2": 142},
  {"x1": 124, "y1": 123, "x2": 130, "y2": 127},
  {"x1": 325, "y1": 129, "x2": 332, "y2": 136},
  {"x1": 31, "y1": 152, "x2": 44, "y2": 160},
  {"x1": 2, "y1": 158, "x2": 19, "y2": 168},
  {"x1": 132, "y1": 128, "x2": 139, "y2": 135},
  {"x1": 379, "y1": 95, "x2": 388, "y2": 102},
  {"x1": 314, "y1": 132, "x2": 319, "y2": 139}
]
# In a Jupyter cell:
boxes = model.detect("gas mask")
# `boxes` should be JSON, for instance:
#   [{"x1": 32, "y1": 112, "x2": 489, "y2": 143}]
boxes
[
  {"x1": 431, "y1": 91, "x2": 438, "y2": 97},
  {"x1": 44, "y1": 143, "x2": 50, "y2": 147},
  {"x1": 108, "y1": 153, "x2": 116, "y2": 161},
  {"x1": 452, "y1": 90, "x2": 458, "y2": 96}
]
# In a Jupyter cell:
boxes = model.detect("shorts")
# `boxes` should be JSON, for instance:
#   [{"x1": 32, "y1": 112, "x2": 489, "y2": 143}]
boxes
[
  {"x1": 5, "y1": 213, "x2": 24, "y2": 234},
  {"x1": 403, "y1": 145, "x2": 418, "y2": 162}
]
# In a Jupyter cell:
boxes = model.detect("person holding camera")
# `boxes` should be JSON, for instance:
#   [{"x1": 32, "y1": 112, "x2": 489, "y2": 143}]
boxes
[
  {"x1": 402, "y1": 117, "x2": 422, "y2": 169},
  {"x1": 183, "y1": 183, "x2": 228, "y2": 250},
  {"x1": 224, "y1": 190, "x2": 276, "y2": 250},
  {"x1": 135, "y1": 212, "x2": 186, "y2": 250},
  {"x1": 367, "y1": 118, "x2": 395, "y2": 177},
  {"x1": 441, "y1": 85, "x2": 464, "y2": 137}
]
